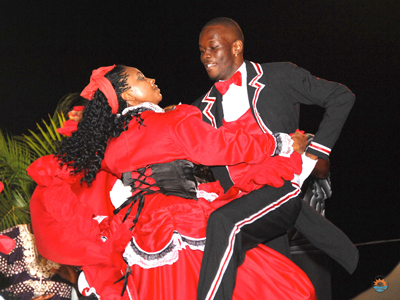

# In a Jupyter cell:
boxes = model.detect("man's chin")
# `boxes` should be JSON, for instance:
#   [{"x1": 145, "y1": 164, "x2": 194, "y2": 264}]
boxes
[
  {"x1": 205, "y1": 69, "x2": 219, "y2": 82},
  {"x1": 207, "y1": 73, "x2": 219, "y2": 82}
]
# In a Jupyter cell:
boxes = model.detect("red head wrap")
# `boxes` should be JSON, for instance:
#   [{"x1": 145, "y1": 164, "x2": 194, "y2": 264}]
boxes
[{"x1": 80, "y1": 65, "x2": 119, "y2": 114}]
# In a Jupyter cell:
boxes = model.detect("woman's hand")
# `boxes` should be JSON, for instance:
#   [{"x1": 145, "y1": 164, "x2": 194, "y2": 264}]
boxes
[
  {"x1": 68, "y1": 109, "x2": 84, "y2": 123},
  {"x1": 163, "y1": 104, "x2": 177, "y2": 112}
]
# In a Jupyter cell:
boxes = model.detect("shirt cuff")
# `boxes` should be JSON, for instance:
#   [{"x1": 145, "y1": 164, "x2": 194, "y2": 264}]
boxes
[
  {"x1": 272, "y1": 133, "x2": 294, "y2": 157},
  {"x1": 306, "y1": 141, "x2": 331, "y2": 160}
]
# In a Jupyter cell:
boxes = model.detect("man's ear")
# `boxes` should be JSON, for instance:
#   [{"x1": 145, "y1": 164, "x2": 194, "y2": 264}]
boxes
[{"x1": 233, "y1": 40, "x2": 243, "y2": 55}]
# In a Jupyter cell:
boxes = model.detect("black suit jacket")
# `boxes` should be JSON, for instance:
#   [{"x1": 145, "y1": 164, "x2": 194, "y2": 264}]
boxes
[
  {"x1": 192, "y1": 61, "x2": 358, "y2": 274},
  {"x1": 193, "y1": 61, "x2": 355, "y2": 159}
]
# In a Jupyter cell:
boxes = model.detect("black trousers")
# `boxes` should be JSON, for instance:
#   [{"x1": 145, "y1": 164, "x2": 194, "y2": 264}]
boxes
[{"x1": 196, "y1": 181, "x2": 302, "y2": 300}]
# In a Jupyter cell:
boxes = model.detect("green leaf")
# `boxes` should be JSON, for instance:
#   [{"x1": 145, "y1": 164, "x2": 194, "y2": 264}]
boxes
[{"x1": 36, "y1": 122, "x2": 56, "y2": 153}]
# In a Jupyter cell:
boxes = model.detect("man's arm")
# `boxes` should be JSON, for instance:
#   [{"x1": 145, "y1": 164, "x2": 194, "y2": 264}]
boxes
[{"x1": 282, "y1": 62, "x2": 355, "y2": 160}]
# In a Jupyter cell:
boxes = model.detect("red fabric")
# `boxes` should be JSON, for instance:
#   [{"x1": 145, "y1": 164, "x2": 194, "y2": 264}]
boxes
[
  {"x1": 126, "y1": 245, "x2": 315, "y2": 300},
  {"x1": 80, "y1": 65, "x2": 119, "y2": 114},
  {"x1": 222, "y1": 109, "x2": 302, "y2": 192},
  {"x1": 28, "y1": 155, "x2": 131, "y2": 266},
  {"x1": 104, "y1": 105, "x2": 277, "y2": 177},
  {"x1": 57, "y1": 105, "x2": 86, "y2": 137},
  {"x1": 72, "y1": 105, "x2": 85, "y2": 111},
  {"x1": 0, "y1": 181, "x2": 3, "y2": 193},
  {"x1": 80, "y1": 189, "x2": 315, "y2": 299},
  {"x1": 214, "y1": 71, "x2": 242, "y2": 95},
  {"x1": 0, "y1": 235, "x2": 15, "y2": 254},
  {"x1": 56, "y1": 119, "x2": 79, "y2": 137},
  {"x1": 28, "y1": 105, "x2": 312, "y2": 299},
  {"x1": 28, "y1": 163, "x2": 315, "y2": 300}
]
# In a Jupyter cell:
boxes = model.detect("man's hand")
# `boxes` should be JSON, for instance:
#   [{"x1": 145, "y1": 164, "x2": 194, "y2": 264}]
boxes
[
  {"x1": 307, "y1": 154, "x2": 330, "y2": 179},
  {"x1": 290, "y1": 131, "x2": 307, "y2": 154}
]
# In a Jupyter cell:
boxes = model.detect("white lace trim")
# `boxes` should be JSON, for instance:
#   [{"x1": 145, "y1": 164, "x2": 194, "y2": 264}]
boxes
[
  {"x1": 93, "y1": 215, "x2": 108, "y2": 224},
  {"x1": 276, "y1": 133, "x2": 294, "y2": 157},
  {"x1": 123, "y1": 231, "x2": 205, "y2": 269},
  {"x1": 121, "y1": 102, "x2": 165, "y2": 115},
  {"x1": 197, "y1": 189, "x2": 219, "y2": 202},
  {"x1": 19, "y1": 224, "x2": 60, "y2": 279}
]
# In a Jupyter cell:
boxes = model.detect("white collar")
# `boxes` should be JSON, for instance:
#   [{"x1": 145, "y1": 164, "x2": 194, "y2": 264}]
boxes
[
  {"x1": 220, "y1": 62, "x2": 249, "y2": 122},
  {"x1": 217, "y1": 62, "x2": 246, "y2": 83},
  {"x1": 236, "y1": 62, "x2": 246, "y2": 80},
  {"x1": 121, "y1": 102, "x2": 165, "y2": 116}
]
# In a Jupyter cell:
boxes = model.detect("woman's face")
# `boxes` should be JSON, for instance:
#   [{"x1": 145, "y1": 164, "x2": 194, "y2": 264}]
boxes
[{"x1": 122, "y1": 67, "x2": 162, "y2": 106}]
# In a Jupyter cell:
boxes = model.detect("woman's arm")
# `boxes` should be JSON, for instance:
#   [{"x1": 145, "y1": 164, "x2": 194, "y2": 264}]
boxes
[{"x1": 170, "y1": 105, "x2": 305, "y2": 166}]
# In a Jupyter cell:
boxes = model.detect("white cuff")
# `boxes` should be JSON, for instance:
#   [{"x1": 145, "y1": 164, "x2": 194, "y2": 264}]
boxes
[
  {"x1": 110, "y1": 179, "x2": 133, "y2": 209},
  {"x1": 298, "y1": 153, "x2": 318, "y2": 187}
]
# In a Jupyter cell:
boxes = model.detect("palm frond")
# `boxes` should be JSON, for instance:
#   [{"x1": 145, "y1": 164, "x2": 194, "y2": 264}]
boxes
[
  {"x1": 0, "y1": 93, "x2": 81, "y2": 230},
  {"x1": 0, "y1": 184, "x2": 31, "y2": 231},
  {"x1": 21, "y1": 134, "x2": 47, "y2": 158},
  {"x1": 0, "y1": 131, "x2": 35, "y2": 189},
  {"x1": 52, "y1": 92, "x2": 88, "y2": 120},
  {"x1": 0, "y1": 131, "x2": 34, "y2": 231},
  {"x1": 22, "y1": 112, "x2": 66, "y2": 157}
]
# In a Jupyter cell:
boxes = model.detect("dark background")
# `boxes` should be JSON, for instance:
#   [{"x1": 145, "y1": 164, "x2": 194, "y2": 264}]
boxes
[{"x1": 1, "y1": 1, "x2": 398, "y2": 299}]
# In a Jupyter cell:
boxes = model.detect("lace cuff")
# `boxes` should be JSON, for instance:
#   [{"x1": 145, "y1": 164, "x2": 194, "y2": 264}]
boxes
[
  {"x1": 273, "y1": 133, "x2": 294, "y2": 157},
  {"x1": 123, "y1": 232, "x2": 206, "y2": 269}
]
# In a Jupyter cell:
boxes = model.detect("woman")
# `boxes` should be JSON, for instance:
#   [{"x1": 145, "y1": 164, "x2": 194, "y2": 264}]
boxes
[{"x1": 29, "y1": 65, "x2": 314, "y2": 299}]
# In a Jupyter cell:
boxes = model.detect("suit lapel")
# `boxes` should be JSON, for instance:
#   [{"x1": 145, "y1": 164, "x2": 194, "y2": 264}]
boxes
[
  {"x1": 246, "y1": 60, "x2": 257, "y2": 106},
  {"x1": 200, "y1": 86, "x2": 224, "y2": 128},
  {"x1": 200, "y1": 87, "x2": 232, "y2": 192},
  {"x1": 245, "y1": 61, "x2": 272, "y2": 134}
]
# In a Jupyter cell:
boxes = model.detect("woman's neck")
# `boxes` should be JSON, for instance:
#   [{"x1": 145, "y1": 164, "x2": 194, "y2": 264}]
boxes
[{"x1": 121, "y1": 102, "x2": 164, "y2": 116}]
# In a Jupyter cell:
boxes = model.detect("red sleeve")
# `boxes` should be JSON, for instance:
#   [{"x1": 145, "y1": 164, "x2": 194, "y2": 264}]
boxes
[
  {"x1": 235, "y1": 153, "x2": 303, "y2": 191},
  {"x1": 28, "y1": 156, "x2": 132, "y2": 266},
  {"x1": 168, "y1": 105, "x2": 277, "y2": 166}
]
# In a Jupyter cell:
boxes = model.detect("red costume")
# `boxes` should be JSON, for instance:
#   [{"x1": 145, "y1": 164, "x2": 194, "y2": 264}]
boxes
[{"x1": 29, "y1": 105, "x2": 314, "y2": 299}]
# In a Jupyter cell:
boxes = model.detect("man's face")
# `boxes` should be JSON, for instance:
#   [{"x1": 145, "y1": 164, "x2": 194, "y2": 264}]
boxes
[{"x1": 199, "y1": 25, "x2": 238, "y2": 81}]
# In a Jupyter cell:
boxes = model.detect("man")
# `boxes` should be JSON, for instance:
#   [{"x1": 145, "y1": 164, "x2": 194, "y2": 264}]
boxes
[{"x1": 193, "y1": 17, "x2": 358, "y2": 300}]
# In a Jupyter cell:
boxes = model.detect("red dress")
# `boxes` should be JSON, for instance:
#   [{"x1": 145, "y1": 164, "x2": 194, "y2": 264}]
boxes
[{"x1": 28, "y1": 105, "x2": 314, "y2": 299}]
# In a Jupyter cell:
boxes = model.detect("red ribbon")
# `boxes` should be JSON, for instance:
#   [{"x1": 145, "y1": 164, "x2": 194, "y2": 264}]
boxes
[
  {"x1": 214, "y1": 71, "x2": 242, "y2": 95},
  {"x1": 57, "y1": 119, "x2": 79, "y2": 137},
  {"x1": 80, "y1": 65, "x2": 119, "y2": 114},
  {"x1": 72, "y1": 105, "x2": 85, "y2": 111}
]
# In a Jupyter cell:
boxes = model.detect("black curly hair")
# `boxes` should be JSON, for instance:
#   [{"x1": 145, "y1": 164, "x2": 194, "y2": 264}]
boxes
[{"x1": 56, "y1": 65, "x2": 136, "y2": 185}]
